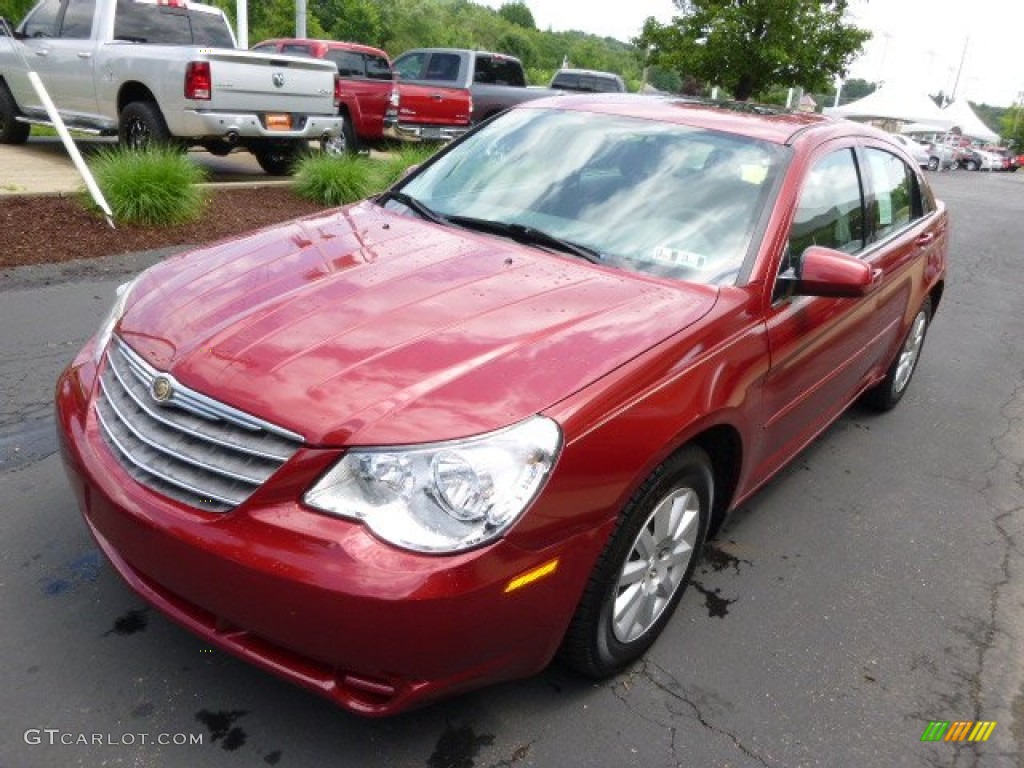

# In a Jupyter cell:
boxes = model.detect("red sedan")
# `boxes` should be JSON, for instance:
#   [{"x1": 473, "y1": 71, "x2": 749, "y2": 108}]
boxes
[{"x1": 57, "y1": 95, "x2": 948, "y2": 716}]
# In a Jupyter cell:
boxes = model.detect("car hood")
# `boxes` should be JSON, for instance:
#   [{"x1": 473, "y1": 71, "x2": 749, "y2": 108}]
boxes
[{"x1": 117, "y1": 203, "x2": 718, "y2": 445}]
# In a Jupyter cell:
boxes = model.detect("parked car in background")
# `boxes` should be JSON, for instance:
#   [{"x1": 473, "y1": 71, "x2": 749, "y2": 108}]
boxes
[
  {"x1": 549, "y1": 68, "x2": 626, "y2": 93},
  {"x1": 891, "y1": 134, "x2": 930, "y2": 169},
  {"x1": 251, "y1": 38, "x2": 395, "y2": 153},
  {"x1": 388, "y1": 48, "x2": 560, "y2": 141},
  {"x1": 958, "y1": 146, "x2": 1001, "y2": 171},
  {"x1": 922, "y1": 140, "x2": 956, "y2": 171},
  {"x1": 0, "y1": 0, "x2": 343, "y2": 175},
  {"x1": 58, "y1": 95, "x2": 947, "y2": 716}
]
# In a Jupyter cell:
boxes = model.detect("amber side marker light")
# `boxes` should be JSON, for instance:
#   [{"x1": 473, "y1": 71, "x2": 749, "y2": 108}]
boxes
[{"x1": 505, "y1": 559, "x2": 559, "y2": 593}]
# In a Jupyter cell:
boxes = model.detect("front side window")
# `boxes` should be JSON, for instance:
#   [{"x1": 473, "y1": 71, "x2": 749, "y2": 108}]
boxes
[
  {"x1": 864, "y1": 148, "x2": 914, "y2": 240},
  {"x1": 21, "y1": 0, "x2": 62, "y2": 37},
  {"x1": 397, "y1": 108, "x2": 785, "y2": 286},
  {"x1": 788, "y1": 148, "x2": 864, "y2": 261},
  {"x1": 394, "y1": 52, "x2": 426, "y2": 80}
]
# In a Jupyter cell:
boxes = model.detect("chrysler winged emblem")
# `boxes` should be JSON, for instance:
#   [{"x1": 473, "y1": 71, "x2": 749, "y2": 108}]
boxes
[
  {"x1": 272, "y1": 72, "x2": 285, "y2": 88},
  {"x1": 150, "y1": 376, "x2": 173, "y2": 403}
]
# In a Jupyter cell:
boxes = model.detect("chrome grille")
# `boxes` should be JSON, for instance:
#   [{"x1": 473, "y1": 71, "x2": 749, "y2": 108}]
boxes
[{"x1": 95, "y1": 337, "x2": 304, "y2": 512}]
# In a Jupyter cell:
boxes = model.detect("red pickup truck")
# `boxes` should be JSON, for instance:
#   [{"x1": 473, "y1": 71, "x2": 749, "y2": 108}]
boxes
[
  {"x1": 387, "y1": 48, "x2": 558, "y2": 142},
  {"x1": 251, "y1": 38, "x2": 397, "y2": 153}
]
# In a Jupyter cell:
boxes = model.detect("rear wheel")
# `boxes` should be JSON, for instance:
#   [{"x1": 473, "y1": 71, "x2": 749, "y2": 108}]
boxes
[
  {"x1": 118, "y1": 101, "x2": 171, "y2": 150},
  {"x1": 253, "y1": 141, "x2": 308, "y2": 175},
  {"x1": 965, "y1": 159, "x2": 979, "y2": 171},
  {"x1": 865, "y1": 296, "x2": 932, "y2": 411},
  {"x1": 321, "y1": 113, "x2": 356, "y2": 155},
  {"x1": 0, "y1": 83, "x2": 30, "y2": 145},
  {"x1": 927, "y1": 156, "x2": 939, "y2": 171},
  {"x1": 559, "y1": 446, "x2": 712, "y2": 678}
]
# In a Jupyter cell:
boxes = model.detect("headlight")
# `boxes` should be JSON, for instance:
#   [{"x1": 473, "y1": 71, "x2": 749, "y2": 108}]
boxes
[
  {"x1": 303, "y1": 416, "x2": 562, "y2": 553},
  {"x1": 93, "y1": 276, "x2": 140, "y2": 363}
]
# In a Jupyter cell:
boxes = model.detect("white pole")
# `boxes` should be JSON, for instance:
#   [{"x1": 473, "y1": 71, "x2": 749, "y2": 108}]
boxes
[
  {"x1": 236, "y1": 0, "x2": 248, "y2": 49},
  {"x1": 296, "y1": 0, "x2": 306, "y2": 38}
]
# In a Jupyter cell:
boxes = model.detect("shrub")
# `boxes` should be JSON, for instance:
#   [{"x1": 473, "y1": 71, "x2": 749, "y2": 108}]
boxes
[
  {"x1": 292, "y1": 152, "x2": 377, "y2": 207},
  {"x1": 86, "y1": 147, "x2": 206, "y2": 226},
  {"x1": 371, "y1": 144, "x2": 440, "y2": 190}
]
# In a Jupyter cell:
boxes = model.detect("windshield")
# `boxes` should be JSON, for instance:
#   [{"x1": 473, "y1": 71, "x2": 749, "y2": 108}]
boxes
[{"x1": 398, "y1": 107, "x2": 786, "y2": 285}]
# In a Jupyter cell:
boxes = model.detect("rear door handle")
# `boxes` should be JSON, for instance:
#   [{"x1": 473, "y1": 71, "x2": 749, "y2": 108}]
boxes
[
  {"x1": 432, "y1": 93, "x2": 443, "y2": 101},
  {"x1": 916, "y1": 232, "x2": 936, "y2": 246},
  {"x1": 77, "y1": 51, "x2": 92, "y2": 59},
  {"x1": 35, "y1": 48, "x2": 50, "y2": 56}
]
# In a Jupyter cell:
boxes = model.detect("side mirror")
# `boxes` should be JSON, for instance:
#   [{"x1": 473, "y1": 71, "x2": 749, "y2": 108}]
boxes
[{"x1": 791, "y1": 245, "x2": 880, "y2": 298}]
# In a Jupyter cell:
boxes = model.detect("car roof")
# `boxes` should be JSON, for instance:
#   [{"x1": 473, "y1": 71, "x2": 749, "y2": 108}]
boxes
[
  {"x1": 554, "y1": 68, "x2": 623, "y2": 79},
  {"x1": 254, "y1": 38, "x2": 389, "y2": 58},
  {"x1": 517, "y1": 94, "x2": 854, "y2": 145}
]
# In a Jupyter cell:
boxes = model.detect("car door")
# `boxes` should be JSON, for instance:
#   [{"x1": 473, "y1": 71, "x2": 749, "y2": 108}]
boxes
[
  {"x1": 19, "y1": 0, "x2": 98, "y2": 120},
  {"x1": 757, "y1": 142, "x2": 881, "y2": 477}
]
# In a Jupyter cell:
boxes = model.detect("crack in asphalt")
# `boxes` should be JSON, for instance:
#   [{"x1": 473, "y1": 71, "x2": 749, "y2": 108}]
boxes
[
  {"x1": 607, "y1": 659, "x2": 776, "y2": 767},
  {"x1": 957, "y1": 376, "x2": 1024, "y2": 768}
]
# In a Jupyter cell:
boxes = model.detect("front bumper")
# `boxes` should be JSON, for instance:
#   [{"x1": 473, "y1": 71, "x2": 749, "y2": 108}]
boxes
[
  {"x1": 55, "y1": 347, "x2": 599, "y2": 716},
  {"x1": 176, "y1": 110, "x2": 343, "y2": 141}
]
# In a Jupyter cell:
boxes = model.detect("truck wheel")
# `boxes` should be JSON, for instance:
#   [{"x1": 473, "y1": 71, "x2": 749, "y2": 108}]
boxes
[
  {"x1": 119, "y1": 101, "x2": 171, "y2": 150},
  {"x1": 321, "y1": 114, "x2": 356, "y2": 155},
  {"x1": 0, "y1": 84, "x2": 31, "y2": 145},
  {"x1": 254, "y1": 142, "x2": 307, "y2": 175}
]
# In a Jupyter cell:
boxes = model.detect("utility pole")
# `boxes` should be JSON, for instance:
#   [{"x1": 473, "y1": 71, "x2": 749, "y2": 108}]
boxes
[
  {"x1": 296, "y1": 0, "x2": 307, "y2": 38},
  {"x1": 951, "y1": 36, "x2": 969, "y2": 103},
  {"x1": 236, "y1": 0, "x2": 247, "y2": 48}
]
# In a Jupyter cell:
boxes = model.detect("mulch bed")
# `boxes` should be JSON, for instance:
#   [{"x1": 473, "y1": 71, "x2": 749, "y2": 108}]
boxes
[{"x1": 0, "y1": 186, "x2": 332, "y2": 269}]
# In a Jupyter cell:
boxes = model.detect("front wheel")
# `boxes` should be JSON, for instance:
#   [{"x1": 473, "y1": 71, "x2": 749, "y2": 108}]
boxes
[
  {"x1": 965, "y1": 159, "x2": 979, "y2": 171},
  {"x1": 559, "y1": 446, "x2": 712, "y2": 678},
  {"x1": 927, "y1": 156, "x2": 939, "y2": 171},
  {"x1": 118, "y1": 101, "x2": 171, "y2": 150},
  {"x1": 865, "y1": 296, "x2": 932, "y2": 411}
]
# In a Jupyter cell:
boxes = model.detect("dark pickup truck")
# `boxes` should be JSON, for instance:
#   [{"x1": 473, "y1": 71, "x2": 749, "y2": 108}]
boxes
[{"x1": 387, "y1": 48, "x2": 560, "y2": 142}]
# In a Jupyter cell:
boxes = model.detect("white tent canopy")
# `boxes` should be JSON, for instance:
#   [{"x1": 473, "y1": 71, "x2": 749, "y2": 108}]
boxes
[
  {"x1": 824, "y1": 81, "x2": 953, "y2": 128},
  {"x1": 940, "y1": 99, "x2": 999, "y2": 142}
]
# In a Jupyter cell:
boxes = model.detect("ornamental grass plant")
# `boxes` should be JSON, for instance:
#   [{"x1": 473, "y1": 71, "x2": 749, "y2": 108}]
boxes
[{"x1": 86, "y1": 147, "x2": 207, "y2": 226}]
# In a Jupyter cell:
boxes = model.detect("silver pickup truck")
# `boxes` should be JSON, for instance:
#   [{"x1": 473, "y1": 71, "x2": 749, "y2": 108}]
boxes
[{"x1": 0, "y1": 0, "x2": 343, "y2": 174}]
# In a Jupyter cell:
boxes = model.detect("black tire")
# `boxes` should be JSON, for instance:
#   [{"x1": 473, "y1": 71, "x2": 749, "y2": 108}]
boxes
[
  {"x1": 118, "y1": 101, "x2": 171, "y2": 150},
  {"x1": 965, "y1": 159, "x2": 979, "y2": 171},
  {"x1": 253, "y1": 141, "x2": 307, "y2": 175},
  {"x1": 865, "y1": 296, "x2": 932, "y2": 411},
  {"x1": 559, "y1": 445, "x2": 712, "y2": 678},
  {"x1": 321, "y1": 112, "x2": 357, "y2": 155},
  {"x1": 0, "y1": 83, "x2": 31, "y2": 145},
  {"x1": 927, "y1": 156, "x2": 939, "y2": 172}
]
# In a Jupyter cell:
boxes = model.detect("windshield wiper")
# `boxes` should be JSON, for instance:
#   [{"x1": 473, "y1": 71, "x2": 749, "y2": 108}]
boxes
[
  {"x1": 376, "y1": 190, "x2": 450, "y2": 226},
  {"x1": 447, "y1": 216, "x2": 603, "y2": 263}
]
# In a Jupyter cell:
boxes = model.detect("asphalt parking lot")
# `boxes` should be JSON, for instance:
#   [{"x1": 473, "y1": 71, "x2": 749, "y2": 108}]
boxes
[{"x1": 1, "y1": 170, "x2": 1023, "y2": 767}]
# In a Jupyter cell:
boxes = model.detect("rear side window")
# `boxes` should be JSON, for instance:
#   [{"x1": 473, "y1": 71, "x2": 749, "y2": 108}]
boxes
[
  {"x1": 474, "y1": 55, "x2": 524, "y2": 86},
  {"x1": 114, "y1": 0, "x2": 234, "y2": 46},
  {"x1": 789, "y1": 148, "x2": 865, "y2": 258},
  {"x1": 281, "y1": 43, "x2": 312, "y2": 57},
  {"x1": 863, "y1": 148, "x2": 914, "y2": 240},
  {"x1": 60, "y1": 0, "x2": 95, "y2": 38},
  {"x1": 330, "y1": 50, "x2": 364, "y2": 78},
  {"x1": 364, "y1": 54, "x2": 392, "y2": 80}
]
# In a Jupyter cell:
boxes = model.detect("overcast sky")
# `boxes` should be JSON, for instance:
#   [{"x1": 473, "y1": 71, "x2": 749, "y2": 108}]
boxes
[{"x1": 477, "y1": 0, "x2": 1024, "y2": 107}]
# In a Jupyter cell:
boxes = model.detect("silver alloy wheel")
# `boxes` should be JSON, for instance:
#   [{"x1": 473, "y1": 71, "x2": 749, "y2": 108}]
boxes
[
  {"x1": 124, "y1": 117, "x2": 149, "y2": 150},
  {"x1": 612, "y1": 487, "x2": 700, "y2": 643},
  {"x1": 322, "y1": 131, "x2": 347, "y2": 155},
  {"x1": 894, "y1": 309, "x2": 928, "y2": 394}
]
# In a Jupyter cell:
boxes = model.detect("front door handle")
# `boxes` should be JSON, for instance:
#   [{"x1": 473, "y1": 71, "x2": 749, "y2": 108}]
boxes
[
  {"x1": 916, "y1": 232, "x2": 935, "y2": 246},
  {"x1": 77, "y1": 51, "x2": 93, "y2": 59}
]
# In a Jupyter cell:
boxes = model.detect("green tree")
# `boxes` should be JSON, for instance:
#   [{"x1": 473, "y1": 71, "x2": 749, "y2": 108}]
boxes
[
  {"x1": 498, "y1": 2, "x2": 535, "y2": 30},
  {"x1": 312, "y1": 0, "x2": 382, "y2": 46},
  {"x1": 0, "y1": 0, "x2": 36, "y2": 25},
  {"x1": 637, "y1": 0, "x2": 871, "y2": 101}
]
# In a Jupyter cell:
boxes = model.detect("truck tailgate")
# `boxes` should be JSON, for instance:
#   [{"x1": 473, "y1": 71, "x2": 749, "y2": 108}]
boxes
[
  {"x1": 397, "y1": 82, "x2": 472, "y2": 129},
  {"x1": 204, "y1": 50, "x2": 336, "y2": 115}
]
